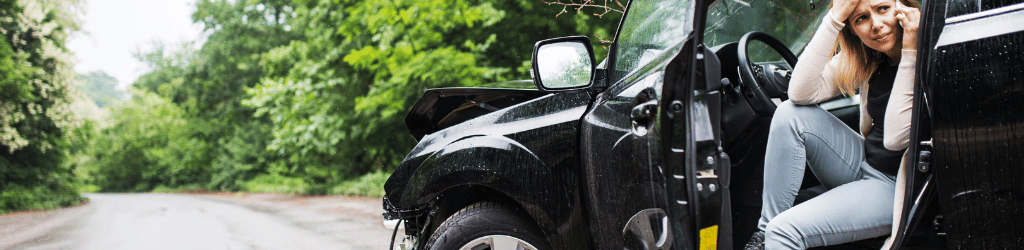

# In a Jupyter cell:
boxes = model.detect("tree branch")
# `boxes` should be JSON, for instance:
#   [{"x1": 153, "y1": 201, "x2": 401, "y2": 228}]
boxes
[{"x1": 540, "y1": 0, "x2": 625, "y2": 18}]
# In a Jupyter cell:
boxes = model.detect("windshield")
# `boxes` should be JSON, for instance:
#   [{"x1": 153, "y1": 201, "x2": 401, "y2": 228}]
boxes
[{"x1": 704, "y1": 0, "x2": 829, "y2": 59}]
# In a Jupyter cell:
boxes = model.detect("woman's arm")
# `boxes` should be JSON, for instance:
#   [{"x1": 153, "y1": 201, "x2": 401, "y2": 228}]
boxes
[
  {"x1": 788, "y1": 12, "x2": 845, "y2": 105},
  {"x1": 883, "y1": 2, "x2": 922, "y2": 151},
  {"x1": 883, "y1": 50, "x2": 916, "y2": 150}
]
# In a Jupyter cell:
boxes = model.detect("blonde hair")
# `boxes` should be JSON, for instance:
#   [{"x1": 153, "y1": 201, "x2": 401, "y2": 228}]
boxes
[{"x1": 830, "y1": 0, "x2": 920, "y2": 96}]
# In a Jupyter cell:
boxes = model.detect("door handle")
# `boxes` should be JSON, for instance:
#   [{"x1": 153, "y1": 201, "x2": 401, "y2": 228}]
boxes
[
  {"x1": 631, "y1": 100, "x2": 659, "y2": 122},
  {"x1": 631, "y1": 100, "x2": 659, "y2": 136}
]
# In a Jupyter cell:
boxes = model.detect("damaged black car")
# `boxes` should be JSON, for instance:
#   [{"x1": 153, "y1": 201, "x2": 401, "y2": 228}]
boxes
[{"x1": 383, "y1": 0, "x2": 1024, "y2": 249}]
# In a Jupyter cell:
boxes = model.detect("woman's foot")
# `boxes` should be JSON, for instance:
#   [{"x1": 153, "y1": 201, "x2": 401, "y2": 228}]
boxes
[{"x1": 743, "y1": 231, "x2": 765, "y2": 250}]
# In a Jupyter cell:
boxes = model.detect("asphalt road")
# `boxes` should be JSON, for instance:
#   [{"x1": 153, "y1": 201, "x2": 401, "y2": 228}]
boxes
[{"x1": 0, "y1": 193, "x2": 403, "y2": 250}]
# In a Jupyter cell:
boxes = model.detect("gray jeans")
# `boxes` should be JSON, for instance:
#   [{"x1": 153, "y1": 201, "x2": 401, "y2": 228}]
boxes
[{"x1": 758, "y1": 101, "x2": 896, "y2": 250}]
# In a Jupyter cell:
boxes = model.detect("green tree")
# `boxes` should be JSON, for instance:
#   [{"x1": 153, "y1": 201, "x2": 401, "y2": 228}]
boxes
[
  {"x1": 109, "y1": 0, "x2": 303, "y2": 192},
  {"x1": 77, "y1": 0, "x2": 621, "y2": 196},
  {"x1": 190, "y1": 0, "x2": 301, "y2": 190},
  {"x1": 0, "y1": 0, "x2": 86, "y2": 213},
  {"x1": 247, "y1": 0, "x2": 620, "y2": 189},
  {"x1": 84, "y1": 90, "x2": 209, "y2": 192}
]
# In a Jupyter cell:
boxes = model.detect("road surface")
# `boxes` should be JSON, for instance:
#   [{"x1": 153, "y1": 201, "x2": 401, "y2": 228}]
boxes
[{"x1": 0, "y1": 193, "x2": 404, "y2": 250}]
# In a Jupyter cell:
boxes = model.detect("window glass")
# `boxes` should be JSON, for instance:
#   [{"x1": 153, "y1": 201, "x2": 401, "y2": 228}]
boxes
[
  {"x1": 947, "y1": 0, "x2": 1024, "y2": 17},
  {"x1": 611, "y1": 0, "x2": 694, "y2": 83},
  {"x1": 704, "y1": 0, "x2": 828, "y2": 60}
]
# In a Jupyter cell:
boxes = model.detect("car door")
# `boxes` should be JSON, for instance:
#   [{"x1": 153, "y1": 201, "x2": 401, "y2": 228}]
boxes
[
  {"x1": 657, "y1": 0, "x2": 734, "y2": 249},
  {"x1": 892, "y1": 1, "x2": 1024, "y2": 249},
  {"x1": 578, "y1": 0, "x2": 703, "y2": 249}
]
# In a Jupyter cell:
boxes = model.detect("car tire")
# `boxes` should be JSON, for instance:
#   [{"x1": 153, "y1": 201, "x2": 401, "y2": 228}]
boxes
[{"x1": 425, "y1": 201, "x2": 550, "y2": 250}]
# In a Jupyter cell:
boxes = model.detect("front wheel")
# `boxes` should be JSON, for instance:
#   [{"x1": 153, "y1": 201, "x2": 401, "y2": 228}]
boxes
[{"x1": 425, "y1": 201, "x2": 550, "y2": 250}]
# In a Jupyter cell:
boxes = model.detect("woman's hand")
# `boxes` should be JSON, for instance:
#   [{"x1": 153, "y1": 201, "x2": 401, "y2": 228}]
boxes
[
  {"x1": 831, "y1": 0, "x2": 861, "y2": 22},
  {"x1": 895, "y1": 1, "x2": 921, "y2": 51}
]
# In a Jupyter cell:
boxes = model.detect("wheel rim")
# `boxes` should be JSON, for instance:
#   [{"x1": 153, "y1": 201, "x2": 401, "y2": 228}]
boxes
[{"x1": 459, "y1": 235, "x2": 539, "y2": 250}]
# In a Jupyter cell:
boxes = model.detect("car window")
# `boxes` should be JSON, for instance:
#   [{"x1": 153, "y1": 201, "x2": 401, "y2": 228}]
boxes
[
  {"x1": 704, "y1": 0, "x2": 828, "y2": 60},
  {"x1": 946, "y1": 0, "x2": 1024, "y2": 17},
  {"x1": 610, "y1": 0, "x2": 695, "y2": 84}
]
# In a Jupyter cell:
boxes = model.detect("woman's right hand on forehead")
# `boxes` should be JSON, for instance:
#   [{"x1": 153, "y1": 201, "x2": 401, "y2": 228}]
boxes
[{"x1": 831, "y1": 0, "x2": 861, "y2": 21}]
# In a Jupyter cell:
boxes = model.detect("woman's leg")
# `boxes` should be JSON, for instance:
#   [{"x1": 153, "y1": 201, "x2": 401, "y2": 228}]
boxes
[
  {"x1": 758, "y1": 101, "x2": 867, "y2": 231},
  {"x1": 764, "y1": 167, "x2": 895, "y2": 249}
]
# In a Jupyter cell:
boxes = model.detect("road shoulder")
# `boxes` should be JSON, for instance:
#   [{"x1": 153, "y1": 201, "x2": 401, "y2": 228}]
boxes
[{"x1": 0, "y1": 201, "x2": 94, "y2": 250}]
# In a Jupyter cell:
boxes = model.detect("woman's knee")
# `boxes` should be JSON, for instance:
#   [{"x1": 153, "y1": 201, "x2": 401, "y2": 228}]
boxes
[
  {"x1": 770, "y1": 100, "x2": 829, "y2": 129},
  {"x1": 765, "y1": 218, "x2": 808, "y2": 250},
  {"x1": 769, "y1": 100, "x2": 804, "y2": 130}
]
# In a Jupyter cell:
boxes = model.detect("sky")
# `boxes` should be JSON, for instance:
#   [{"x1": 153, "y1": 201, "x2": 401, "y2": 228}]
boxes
[{"x1": 67, "y1": 0, "x2": 205, "y2": 88}]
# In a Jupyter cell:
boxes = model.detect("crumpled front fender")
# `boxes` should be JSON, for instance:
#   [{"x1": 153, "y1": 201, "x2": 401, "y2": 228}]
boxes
[{"x1": 384, "y1": 134, "x2": 555, "y2": 217}]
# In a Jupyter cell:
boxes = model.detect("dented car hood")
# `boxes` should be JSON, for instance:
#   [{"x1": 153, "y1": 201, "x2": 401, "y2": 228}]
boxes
[
  {"x1": 405, "y1": 86, "x2": 547, "y2": 141},
  {"x1": 386, "y1": 88, "x2": 593, "y2": 215}
]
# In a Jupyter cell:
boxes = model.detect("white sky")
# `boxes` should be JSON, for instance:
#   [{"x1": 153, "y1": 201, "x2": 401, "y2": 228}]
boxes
[{"x1": 68, "y1": 0, "x2": 205, "y2": 88}]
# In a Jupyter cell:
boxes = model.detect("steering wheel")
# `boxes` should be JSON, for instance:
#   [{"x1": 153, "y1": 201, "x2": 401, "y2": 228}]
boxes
[{"x1": 737, "y1": 31, "x2": 799, "y2": 116}]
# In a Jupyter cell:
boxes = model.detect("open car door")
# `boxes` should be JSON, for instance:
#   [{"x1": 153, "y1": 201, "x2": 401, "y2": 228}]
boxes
[
  {"x1": 888, "y1": 1, "x2": 1024, "y2": 249},
  {"x1": 657, "y1": 0, "x2": 733, "y2": 249},
  {"x1": 578, "y1": 0, "x2": 717, "y2": 249}
]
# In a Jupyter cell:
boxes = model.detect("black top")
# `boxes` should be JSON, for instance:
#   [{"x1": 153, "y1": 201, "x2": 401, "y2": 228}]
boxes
[{"x1": 864, "y1": 61, "x2": 905, "y2": 177}]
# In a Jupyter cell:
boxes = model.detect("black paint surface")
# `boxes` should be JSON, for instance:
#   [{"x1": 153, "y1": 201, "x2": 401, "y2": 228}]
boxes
[
  {"x1": 930, "y1": 21, "x2": 1024, "y2": 250},
  {"x1": 384, "y1": 90, "x2": 593, "y2": 249}
]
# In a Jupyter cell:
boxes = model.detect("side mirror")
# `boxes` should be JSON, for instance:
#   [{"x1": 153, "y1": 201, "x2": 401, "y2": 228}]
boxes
[{"x1": 531, "y1": 36, "x2": 596, "y2": 92}]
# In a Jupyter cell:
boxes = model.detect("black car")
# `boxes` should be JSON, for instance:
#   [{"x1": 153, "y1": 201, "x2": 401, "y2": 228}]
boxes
[{"x1": 383, "y1": 0, "x2": 1024, "y2": 249}]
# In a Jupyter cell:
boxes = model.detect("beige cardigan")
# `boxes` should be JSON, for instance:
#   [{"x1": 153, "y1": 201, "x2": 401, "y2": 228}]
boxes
[{"x1": 787, "y1": 12, "x2": 917, "y2": 249}]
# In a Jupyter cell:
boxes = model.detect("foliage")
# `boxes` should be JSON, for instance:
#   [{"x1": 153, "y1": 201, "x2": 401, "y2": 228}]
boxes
[
  {"x1": 241, "y1": 173, "x2": 310, "y2": 194},
  {"x1": 0, "y1": 0, "x2": 624, "y2": 207},
  {"x1": 0, "y1": 0, "x2": 87, "y2": 213},
  {"x1": 330, "y1": 170, "x2": 389, "y2": 197},
  {"x1": 247, "y1": 0, "x2": 620, "y2": 191},
  {"x1": 0, "y1": 182, "x2": 84, "y2": 213},
  {"x1": 81, "y1": 0, "x2": 305, "y2": 193},
  {"x1": 64, "y1": 113, "x2": 98, "y2": 191},
  {"x1": 73, "y1": 0, "x2": 621, "y2": 196},
  {"x1": 79, "y1": 90, "x2": 211, "y2": 192},
  {"x1": 151, "y1": 183, "x2": 204, "y2": 193}
]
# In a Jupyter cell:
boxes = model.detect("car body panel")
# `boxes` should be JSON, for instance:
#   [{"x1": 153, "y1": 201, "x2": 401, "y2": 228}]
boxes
[
  {"x1": 383, "y1": 90, "x2": 593, "y2": 249},
  {"x1": 924, "y1": 1, "x2": 1024, "y2": 249},
  {"x1": 404, "y1": 85, "x2": 547, "y2": 141},
  {"x1": 581, "y1": 51, "x2": 675, "y2": 250},
  {"x1": 578, "y1": 0, "x2": 704, "y2": 248}
]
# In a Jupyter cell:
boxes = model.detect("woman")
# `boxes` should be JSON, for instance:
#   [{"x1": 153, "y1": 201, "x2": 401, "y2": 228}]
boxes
[{"x1": 743, "y1": 0, "x2": 921, "y2": 249}]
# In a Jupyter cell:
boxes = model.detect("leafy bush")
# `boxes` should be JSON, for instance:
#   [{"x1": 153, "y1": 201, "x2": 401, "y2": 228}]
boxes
[
  {"x1": 241, "y1": 174, "x2": 310, "y2": 194},
  {"x1": 0, "y1": 0, "x2": 86, "y2": 213},
  {"x1": 77, "y1": 184, "x2": 101, "y2": 194},
  {"x1": 331, "y1": 171, "x2": 390, "y2": 197},
  {"x1": 75, "y1": 90, "x2": 214, "y2": 192},
  {"x1": 151, "y1": 184, "x2": 205, "y2": 193},
  {"x1": 0, "y1": 184, "x2": 86, "y2": 214}
]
